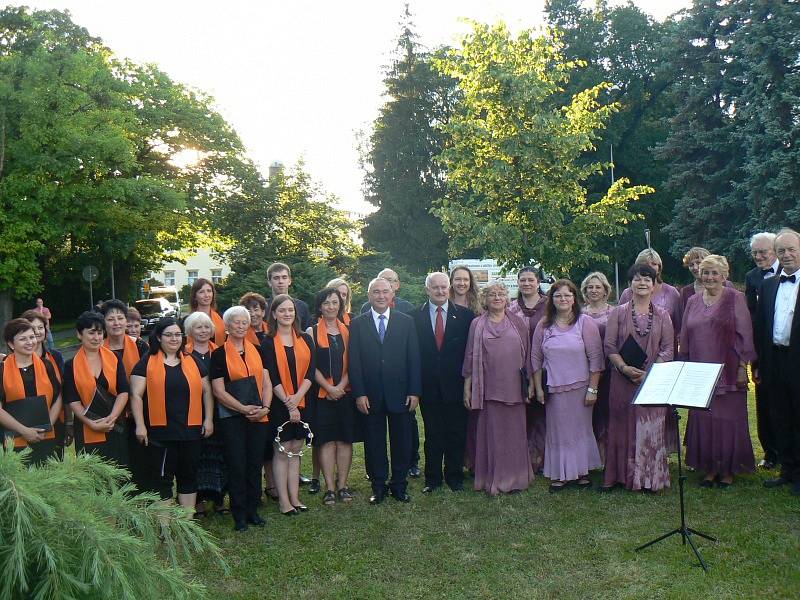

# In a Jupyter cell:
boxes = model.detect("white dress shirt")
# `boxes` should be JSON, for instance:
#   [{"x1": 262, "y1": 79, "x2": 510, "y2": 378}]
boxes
[
  {"x1": 428, "y1": 300, "x2": 449, "y2": 333},
  {"x1": 763, "y1": 259, "x2": 780, "y2": 279},
  {"x1": 772, "y1": 270, "x2": 799, "y2": 346},
  {"x1": 370, "y1": 307, "x2": 391, "y2": 334}
]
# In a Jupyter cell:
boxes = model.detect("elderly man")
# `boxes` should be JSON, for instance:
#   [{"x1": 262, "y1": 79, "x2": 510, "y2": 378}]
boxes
[
  {"x1": 349, "y1": 277, "x2": 421, "y2": 504},
  {"x1": 755, "y1": 228, "x2": 800, "y2": 496},
  {"x1": 360, "y1": 268, "x2": 415, "y2": 315},
  {"x1": 746, "y1": 232, "x2": 780, "y2": 469},
  {"x1": 413, "y1": 272, "x2": 475, "y2": 492}
]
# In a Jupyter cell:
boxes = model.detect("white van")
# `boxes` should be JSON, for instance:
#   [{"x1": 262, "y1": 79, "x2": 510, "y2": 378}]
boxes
[{"x1": 148, "y1": 286, "x2": 181, "y2": 318}]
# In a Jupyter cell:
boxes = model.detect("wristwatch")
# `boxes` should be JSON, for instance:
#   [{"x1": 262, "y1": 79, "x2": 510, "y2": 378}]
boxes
[{"x1": 587, "y1": 387, "x2": 598, "y2": 395}]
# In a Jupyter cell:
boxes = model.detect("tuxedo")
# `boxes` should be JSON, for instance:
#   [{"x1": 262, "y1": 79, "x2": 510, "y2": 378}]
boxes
[
  {"x1": 745, "y1": 262, "x2": 780, "y2": 463},
  {"x1": 754, "y1": 272, "x2": 800, "y2": 481},
  {"x1": 413, "y1": 301, "x2": 475, "y2": 488},
  {"x1": 349, "y1": 308, "x2": 422, "y2": 496}
]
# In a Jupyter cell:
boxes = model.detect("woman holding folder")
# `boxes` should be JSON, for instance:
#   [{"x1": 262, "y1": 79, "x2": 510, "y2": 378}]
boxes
[
  {"x1": 0, "y1": 319, "x2": 62, "y2": 464},
  {"x1": 129, "y1": 318, "x2": 215, "y2": 508},
  {"x1": 63, "y1": 312, "x2": 129, "y2": 465},
  {"x1": 603, "y1": 264, "x2": 674, "y2": 492},
  {"x1": 210, "y1": 306, "x2": 272, "y2": 532}
]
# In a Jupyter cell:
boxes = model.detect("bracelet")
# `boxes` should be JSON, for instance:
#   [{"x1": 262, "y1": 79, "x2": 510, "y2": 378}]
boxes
[{"x1": 587, "y1": 387, "x2": 598, "y2": 395}]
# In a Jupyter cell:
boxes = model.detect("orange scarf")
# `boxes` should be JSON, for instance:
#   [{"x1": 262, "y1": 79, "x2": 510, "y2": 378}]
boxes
[
  {"x1": 316, "y1": 318, "x2": 349, "y2": 399},
  {"x1": 103, "y1": 335, "x2": 140, "y2": 379},
  {"x1": 43, "y1": 350, "x2": 63, "y2": 422},
  {"x1": 245, "y1": 321, "x2": 269, "y2": 347},
  {"x1": 343, "y1": 313, "x2": 351, "y2": 326},
  {"x1": 73, "y1": 346, "x2": 120, "y2": 444},
  {"x1": 185, "y1": 339, "x2": 217, "y2": 355},
  {"x1": 145, "y1": 351, "x2": 203, "y2": 427},
  {"x1": 2, "y1": 353, "x2": 55, "y2": 448},
  {"x1": 274, "y1": 331, "x2": 311, "y2": 408},
  {"x1": 223, "y1": 339, "x2": 267, "y2": 422},
  {"x1": 210, "y1": 310, "x2": 226, "y2": 346}
]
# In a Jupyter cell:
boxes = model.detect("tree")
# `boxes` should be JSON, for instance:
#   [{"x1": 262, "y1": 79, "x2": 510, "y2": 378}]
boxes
[
  {"x1": 433, "y1": 22, "x2": 651, "y2": 276},
  {"x1": 361, "y1": 7, "x2": 457, "y2": 273}
]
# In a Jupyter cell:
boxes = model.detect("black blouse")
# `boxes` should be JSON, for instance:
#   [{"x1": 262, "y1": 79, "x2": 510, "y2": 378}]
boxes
[
  {"x1": 312, "y1": 325, "x2": 344, "y2": 386},
  {"x1": 0, "y1": 359, "x2": 62, "y2": 405},
  {"x1": 209, "y1": 344, "x2": 264, "y2": 383},
  {"x1": 260, "y1": 333, "x2": 316, "y2": 394},
  {"x1": 62, "y1": 355, "x2": 130, "y2": 406}
]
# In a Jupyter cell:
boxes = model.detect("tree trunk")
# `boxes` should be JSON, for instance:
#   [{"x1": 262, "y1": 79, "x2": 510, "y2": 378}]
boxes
[
  {"x1": 116, "y1": 260, "x2": 132, "y2": 302},
  {"x1": 0, "y1": 290, "x2": 13, "y2": 351}
]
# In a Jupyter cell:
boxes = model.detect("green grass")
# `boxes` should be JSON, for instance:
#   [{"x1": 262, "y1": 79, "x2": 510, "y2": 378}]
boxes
[{"x1": 189, "y1": 391, "x2": 799, "y2": 599}]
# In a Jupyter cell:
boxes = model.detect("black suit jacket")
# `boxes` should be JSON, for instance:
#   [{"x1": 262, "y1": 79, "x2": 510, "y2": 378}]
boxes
[
  {"x1": 753, "y1": 275, "x2": 800, "y2": 384},
  {"x1": 348, "y1": 309, "x2": 422, "y2": 414},
  {"x1": 413, "y1": 302, "x2": 474, "y2": 404},
  {"x1": 745, "y1": 265, "x2": 776, "y2": 322}
]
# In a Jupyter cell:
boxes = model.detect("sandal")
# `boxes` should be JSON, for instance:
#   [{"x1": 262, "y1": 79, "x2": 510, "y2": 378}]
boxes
[
  {"x1": 323, "y1": 490, "x2": 336, "y2": 505},
  {"x1": 577, "y1": 478, "x2": 592, "y2": 488},
  {"x1": 337, "y1": 487, "x2": 354, "y2": 502},
  {"x1": 549, "y1": 481, "x2": 567, "y2": 493}
]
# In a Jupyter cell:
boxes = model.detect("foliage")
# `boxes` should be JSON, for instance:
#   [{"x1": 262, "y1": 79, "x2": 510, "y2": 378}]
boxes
[
  {"x1": 349, "y1": 251, "x2": 428, "y2": 310},
  {"x1": 360, "y1": 7, "x2": 458, "y2": 273},
  {"x1": 0, "y1": 448, "x2": 225, "y2": 600},
  {"x1": 432, "y1": 22, "x2": 652, "y2": 277}
]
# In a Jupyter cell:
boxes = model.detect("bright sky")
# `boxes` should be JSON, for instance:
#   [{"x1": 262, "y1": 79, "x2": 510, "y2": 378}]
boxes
[{"x1": 17, "y1": 0, "x2": 691, "y2": 213}]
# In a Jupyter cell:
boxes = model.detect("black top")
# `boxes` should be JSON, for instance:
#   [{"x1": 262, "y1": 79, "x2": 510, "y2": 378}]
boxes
[
  {"x1": 265, "y1": 297, "x2": 312, "y2": 331},
  {"x1": 312, "y1": 325, "x2": 344, "y2": 386},
  {"x1": 209, "y1": 344, "x2": 265, "y2": 383},
  {"x1": 109, "y1": 338, "x2": 148, "y2": 363},
  {"x1": 261, "y1": 333, "x2": 316, "y2": 394},
  {"x1": 131, "y1": 354, "x2": 208, "y2": 441},
  {"x1": 62, "y1": 355, "x2": 130, "y2": 406},
  {"x1": 191, "y1": 349, "x2": 213, "y2": 371},
  {"x1": 0, "y1": 359, "x2": 62, "y2": 405},
  {"x1": 39, "y1": 348, "x2": 64, "y2": 377}
]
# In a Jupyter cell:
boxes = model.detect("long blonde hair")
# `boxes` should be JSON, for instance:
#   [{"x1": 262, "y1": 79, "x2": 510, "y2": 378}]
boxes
[{"x1": 449, "y1": 266, "x2": 483, "y2": 315}]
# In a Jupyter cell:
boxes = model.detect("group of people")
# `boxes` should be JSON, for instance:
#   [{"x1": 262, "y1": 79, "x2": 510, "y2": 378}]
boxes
[{"x1": 2, "y1": 230, "x2": 799, "y2": 533}]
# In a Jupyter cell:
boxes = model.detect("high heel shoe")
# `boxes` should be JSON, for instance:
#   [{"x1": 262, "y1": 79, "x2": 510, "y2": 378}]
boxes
[
  {"x1": 281, "y1": 508, "x2": 299, "y2": 517},
  {"x1": 293, "y1": 504, "x2": 309, "y2": 512}
]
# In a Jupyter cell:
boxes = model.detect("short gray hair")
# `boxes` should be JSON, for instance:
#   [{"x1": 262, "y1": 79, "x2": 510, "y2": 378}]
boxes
[
  {"x1": 222, "y1": 305, "x2": 250, "y2": 326},
  {"x1": 368, "y1": 277, "x2": 392, "y2": 292},
  {"x1": 183, "y1": 311, "x2": 215, "y2": 339},
  {"x1": 750, "y1": 232, "x2": 776, "y2": 248},
  {"x1": 425, "y1": 271, "x2": 449, "y2": 288},
  {"x1": 775, "y1": 228, "x2": 800, "y2": 247}
]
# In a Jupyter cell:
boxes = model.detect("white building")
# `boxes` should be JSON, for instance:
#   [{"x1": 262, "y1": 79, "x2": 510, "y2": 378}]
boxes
[{"x1": 152, "y1": 248, "x2": 231, "y2": 289}]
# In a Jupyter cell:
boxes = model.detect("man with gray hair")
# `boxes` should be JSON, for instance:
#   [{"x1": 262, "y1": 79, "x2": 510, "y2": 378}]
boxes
[{"x1": 746, "y1": 232, "x2": 780, "y2": 469}]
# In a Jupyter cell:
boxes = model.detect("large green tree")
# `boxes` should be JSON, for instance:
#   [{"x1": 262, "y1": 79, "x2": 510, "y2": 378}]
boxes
[{"x1": 433, "y1": 22, "x2": 651, "y2": 276}]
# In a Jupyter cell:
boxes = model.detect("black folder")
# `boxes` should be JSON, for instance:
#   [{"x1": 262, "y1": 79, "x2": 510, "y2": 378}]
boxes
[
  {"x1": 5, "y1": 395, "x2": 52, "y2": 433},
  {"x1": 83, "y1": 387, "x2": 125, "y2": 434},
  {"x1": 619, "y1": 334, "x2": 647, "y2": 370},
  {"x1": 218, "y1": 376, "x2": 261, "y2": 419}
]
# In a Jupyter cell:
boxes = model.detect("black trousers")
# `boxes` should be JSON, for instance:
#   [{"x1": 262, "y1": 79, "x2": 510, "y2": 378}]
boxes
[
  {"x1": 148, "y1": 439, "x2": 202, "y2": 500},
  {"x1": 768, "y1": 348, "x2": 800, "y2": 481},
  {"x1": 420, "y1": 401, "x2": 468, "y2": 488},
  {"x1": 755, "y1": 382, "x2": 779, "y2": 463},
  {"x1": 218, "y1": 416, "x2": 269, "y2": 523},
  {"x1": 410, "y1": 410, "x2": 420, "y2": 466},
  {"x1": 364, "y1": 410, "x2": 412, "y2": 495}
]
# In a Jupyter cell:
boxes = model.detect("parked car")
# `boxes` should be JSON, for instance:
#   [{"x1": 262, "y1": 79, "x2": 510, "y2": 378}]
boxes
[
  {"x1": 135, "y1": 298, "x2": 177, "y2": 334},
  {"x1": 147, "y1": 286, "x2": 181, "y2": 319}
]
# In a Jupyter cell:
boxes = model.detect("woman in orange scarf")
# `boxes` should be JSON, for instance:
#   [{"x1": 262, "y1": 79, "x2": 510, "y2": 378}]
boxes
[
  {"x1": 210, "y1": 306, "x2": 272, "y2": 532},
  {"x1": 190, "y1": 278, "x2": 226, "y2": 347},
  {"x1": 326, "y1": 278, "x2": 354, "y2": 326},
  {"x1": 129, "y1": 318, "x2": 214, "y2": 508},
  {"x1": 63, "y1": 312, "x2": 130, "y2": 465},
  {"x1": 0, "y1": 319, "x2": 62, "y2": 465},
  {"x1": 307, "y1": 287, "x2": 358, "y2": 505},
  {"x1": 263, "y1": 294, "x2": 316, "y2": 516}
]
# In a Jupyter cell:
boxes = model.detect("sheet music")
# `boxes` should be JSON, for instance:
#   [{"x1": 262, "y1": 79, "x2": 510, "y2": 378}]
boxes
[
  {"x1": 633, "y1": 362, "x2": 723, "y2": 409},
  {"x1": 632, "y1": 362, "x2": 683, "y2": 405}
]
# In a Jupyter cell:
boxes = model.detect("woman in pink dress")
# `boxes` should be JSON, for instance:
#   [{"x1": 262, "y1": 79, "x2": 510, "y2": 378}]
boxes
[
  {"x1": 604, "y1": 264, "x2": 674, "y2": 492},
  {"x1": 463, "y1": 282, "x2": 534, "y2": 495},
  {"x1": 581, "y1": 271, "x2": 614, "y2": 462},
  {"x1": 681, "y1": 255, "x2": 756, "y2": 488},
  {"x1": 532, "y1": 279, "x2": 603, "y2": 492},
  {"x1": 509, "y1": 267, "x2": 548, "y2": 473}
]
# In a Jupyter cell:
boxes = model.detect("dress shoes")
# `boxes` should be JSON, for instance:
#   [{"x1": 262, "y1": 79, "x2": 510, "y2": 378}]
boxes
[
  {"x1": 293, "y1": 504, "x2": 309, "y2": 512},
  {"x1": 758, "y1": 459, "x2": 776, "y2": 470},
  {"x1": 390, "y1": 491, "x2": 411, "y2": 503},
  {"x1": 281, "y1": 508, "x2": 299, "y2": 517},
  {"x1": 763, "y1": 476, "x2": 790, "y2": 488},
  {"x1": 422, "y1": 484, "x2": 441, "y2": 494},
  {"x1": 247, "y1": 514, "x2": 266, "y2": 527},
  {"x1": 234, "y1": 520, "x2": 248, "y2": 532},
  {"x1": 299, "y1": 475, "x2": 312, "y2": 485},
  {"x1": 369, "y1": 491, "x2": 386, "y2": 505},
  {"x1": 408, "y1": 465, "x2": 421, "y2": 478},
  {"x1": 448, "y1": 482, "x2": 464, "y2": 492},
  {"x1": 307, "y1": 478, "x2": 321, "y2": 494}
]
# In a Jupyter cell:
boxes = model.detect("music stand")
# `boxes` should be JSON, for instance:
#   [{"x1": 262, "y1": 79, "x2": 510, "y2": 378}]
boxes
[{"x1": 631, "y1": 361, "x2": 723, "y2": 572}]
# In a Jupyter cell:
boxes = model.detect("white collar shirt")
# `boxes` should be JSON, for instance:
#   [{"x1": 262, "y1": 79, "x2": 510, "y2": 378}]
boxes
[
  {"x1": 370, "y1": 307, "x2": 391, "y2": 334},
  {"x1": 428, "y1": 301, "x2": 449, "y2": 332},
  {"x1": 773, "y1": 270, "x2": 799, "y2": 346}
]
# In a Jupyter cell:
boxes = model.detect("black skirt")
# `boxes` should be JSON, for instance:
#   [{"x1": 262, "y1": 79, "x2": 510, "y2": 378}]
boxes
[
  {"x1": 311, "y1": 392, "x2": 361, "y2": 446},
  {"x1": 270, "y1": 400, "x2": 309, "y2": 443}
]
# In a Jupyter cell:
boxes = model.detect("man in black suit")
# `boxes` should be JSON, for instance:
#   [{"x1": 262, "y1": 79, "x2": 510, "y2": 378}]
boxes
[
  {"x1": 754, "y1": 228, "x2": 800, "y2": 496},
  {"x1": 266, "y1": 262, "x2": 312, "y2": 330},
  {"x1": 349, "y1": 277, "x2": 422, "y2": 504},
  {"x1": 413, "y1": 272, "x2": 475, "y2": 493},
  {"x1": 745, "y1": 232, "x2": 780, "y2": 469}
]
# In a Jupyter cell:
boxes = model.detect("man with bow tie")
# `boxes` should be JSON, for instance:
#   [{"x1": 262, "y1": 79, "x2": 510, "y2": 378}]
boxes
[
  {"x1": 754, "y1": 228, "x2": 800, "y2": 496},
  {"x1": 746, "y1": 232, "x2": 780, "y2": 469}
]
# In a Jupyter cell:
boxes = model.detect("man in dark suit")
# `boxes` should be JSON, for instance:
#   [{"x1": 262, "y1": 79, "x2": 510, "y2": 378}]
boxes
[
  {"x1": 754, "y1": 228, "x2": 800, "y2": 496},
  {"x1": 266, "y1": 262, "x2": 312, "y2": 330},
  {"x1": 413, "y1": 272, "x2": 474, "y2": 492},
  {"x1": 349, "y1": 277, "x2": 422, "y2": 504},
  {"x1": 745, "y1": 232, "x2": 780, "y2": 469}
]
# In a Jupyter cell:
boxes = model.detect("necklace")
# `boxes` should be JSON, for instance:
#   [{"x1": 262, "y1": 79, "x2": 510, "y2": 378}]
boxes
[{"x1": 631, "y1": 302, "x2": 654, "y2": 337}]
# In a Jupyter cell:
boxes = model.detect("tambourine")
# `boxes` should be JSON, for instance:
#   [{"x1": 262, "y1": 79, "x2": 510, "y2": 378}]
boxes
[{"x1": 274, "y1": 420, "x2": 314, "y2": 457}]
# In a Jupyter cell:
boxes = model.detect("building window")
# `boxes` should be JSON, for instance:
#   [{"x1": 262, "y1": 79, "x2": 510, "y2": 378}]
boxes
[
  {"x1": 187, "y1": 270, "x2": 198, "y2": 286},
  {"x1": 211, "y1": 269, "x2": 222, "y2": 284},
  {"x1": 163, "y1": 270, "x2": 175, "y2": 287}
]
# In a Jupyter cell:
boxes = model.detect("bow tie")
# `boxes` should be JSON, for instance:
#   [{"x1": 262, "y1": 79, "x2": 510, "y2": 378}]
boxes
[
  {"x1": 762, "y1": 267, "x2": 774, "y2": 275},
  {"x1": 780, "y1": 274, "x2": 796, "y2": 284}
]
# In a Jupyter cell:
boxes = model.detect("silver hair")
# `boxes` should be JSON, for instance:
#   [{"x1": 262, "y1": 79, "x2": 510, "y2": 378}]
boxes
[
  {"x1": 425, "y1": 271, "x2": 449, "y2": 288},
  {"x1": 222, "y1": 305, "x2": 251, "y2": 326},
  {"x1": 183, "y1": 311, "x2": 215, "y2": 339},
  {"x1": 368, "y1": 277, "x2": 391, "y2": 292},
  {"x1": 750, "y1": 232, "x2": 776, "y2": 248}
]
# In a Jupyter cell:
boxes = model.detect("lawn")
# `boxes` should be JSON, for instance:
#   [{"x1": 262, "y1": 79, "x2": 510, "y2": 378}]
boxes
[{"x1": 189, "y1": 392, "x2": 799, "y2": 599}]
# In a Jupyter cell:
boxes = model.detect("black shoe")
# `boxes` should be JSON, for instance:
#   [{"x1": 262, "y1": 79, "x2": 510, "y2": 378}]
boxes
[
  {"x1": 293, "y1": 504, "x2": 309, "y2": 512},
  {"x1": 390, "y1": 491, "x2": 411, "y2": 503},
  {"x1": 764, "y1": 476, "x2": 790, "y2": 488},
  {"x1": 699, "y1": 479, "x2": 714, "y2": 488},
  {"x1": 791, "y1": 481, "x2": 800, "y2": 497},
  {"x1": 281, "y1": 508, "x2": 299, "y2": 517},
  {"x1": 758, "y1": 459, "x2": 776, "y2": 470},
  {"x1": 408, "y1": 465, "x2": 421, "y2": 478},
  {"x1": 448, "y1": 482, "x2": 464, "y2": 492},
  {"x1": 369, "y1": 491, "x2": 386, "y2": 505},
  {"x1": 308, "y1": 478, "x2": 321, "y2": 494},
  {"x1": 299, "y1": 475, "x2": 312, "y2": 485},
  {"x1": 234, "y1": 520, "x2": 248, "y2": 532},
  {"x1": 247, "y1": 514, "x2": 266, "y2": 527},
  {"x1": 422, "y1": 484, "x2": 441, "y2": 494}
]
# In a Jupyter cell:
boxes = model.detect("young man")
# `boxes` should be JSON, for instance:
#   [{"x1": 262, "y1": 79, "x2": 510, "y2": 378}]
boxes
[{"x1": 266, "y1": 263, "x2": 312, "y2": 331}]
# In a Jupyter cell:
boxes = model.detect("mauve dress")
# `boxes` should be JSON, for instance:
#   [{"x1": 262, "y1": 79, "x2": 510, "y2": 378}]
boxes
[
  {"x1": 583, "y1": 305, "x2": 614, "y2": 463},
  {"x1": 680, "y1": 287, "x2": 756, "y2": 476},
  {"x1": 532, "y1": 315, "x2": 603, "y2": 482},
  {"x1": 621, "y1": 283, "x2": 683, "y2": 452},
  {"x1": 509, "y1": 295, "x2": 548, "y2": 472},
  {"x1": 463, "y1": 315, "x2": 534, "y2": 495},
  {"x1": 604, "y1": 303, "x2": 674, "y2": 491}
]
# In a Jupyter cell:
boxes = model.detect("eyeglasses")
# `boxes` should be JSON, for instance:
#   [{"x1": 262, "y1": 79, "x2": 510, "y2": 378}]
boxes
[
  {"x1": 751, "y1": 249, "x2": 771, "y2": 256},
  {"x1": 161, "y1": 332, "x2": 183, "y2": 339},
  {"x1": 486, "y1": 293, "x2": 507, "y2": 299}
]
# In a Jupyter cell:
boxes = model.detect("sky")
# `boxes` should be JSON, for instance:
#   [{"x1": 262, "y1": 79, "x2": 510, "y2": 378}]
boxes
[{"x1": 14, "y1": 0, "x2": 692, "y2": 213}]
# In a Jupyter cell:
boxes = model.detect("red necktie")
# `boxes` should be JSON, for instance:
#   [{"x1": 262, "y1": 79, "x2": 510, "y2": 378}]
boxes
[{"x1": 435, "y1": 306, "x2": 444, "y2": 350}]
